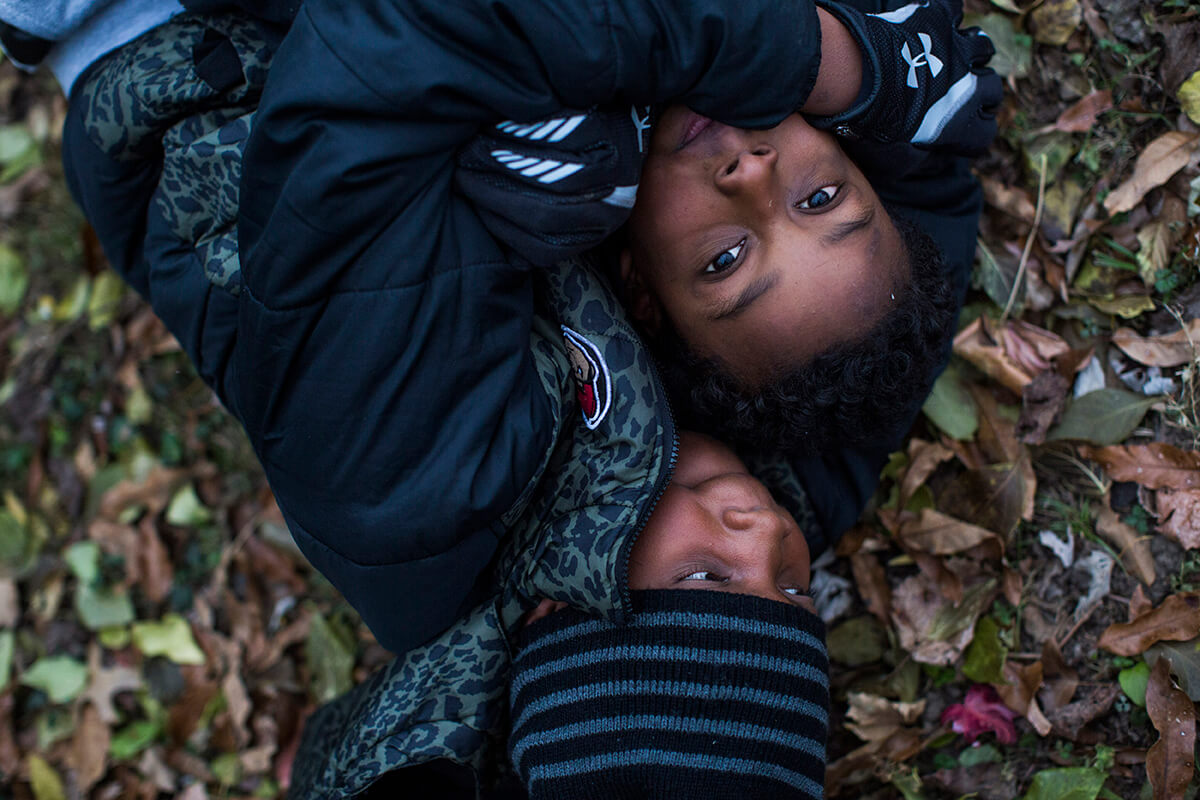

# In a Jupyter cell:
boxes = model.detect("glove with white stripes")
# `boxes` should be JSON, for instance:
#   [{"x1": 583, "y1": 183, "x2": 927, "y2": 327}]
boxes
[
  {"x1": 455, "y1": 106, "x2": 652, "y2": 267},
  {"x1": 808, "y1": 0, "x2": 1001, "y2": 156}
]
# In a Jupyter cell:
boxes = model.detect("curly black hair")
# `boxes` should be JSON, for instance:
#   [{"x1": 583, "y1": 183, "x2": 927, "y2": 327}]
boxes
[{"x1": 650, "y1": 214, "x2": 957, "y2": 455}]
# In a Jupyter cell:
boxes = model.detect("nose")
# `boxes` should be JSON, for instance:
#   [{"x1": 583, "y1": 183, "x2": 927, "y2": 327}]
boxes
[
  {"x1": 722, "y1": 505, "x2": 789, "y2": 536},
  {"x1": 714, "y1": 144, "x2": 777, "y2": 195}
]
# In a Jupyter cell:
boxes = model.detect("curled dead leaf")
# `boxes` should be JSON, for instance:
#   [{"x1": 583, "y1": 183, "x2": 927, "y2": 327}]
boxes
[
  {"x1": 891, "y1": 572, "x2": 997, "y2": 666},
  {"x1": 953, "y1": 317, "x2": 1070, "y2": 395},
  {"x1": 850, "y1": 551, "x2": 892, "y2": 625},
  {"x1": 1095, "y1": 504, "x2": 1156, "y2": 586},
  {"x1": 69, "y1": 703, "x2": 111, "y2": 793},
  {"x1": 1078, "y1": 443, "x2": 1200, "y2": 491},
  {"x1": 1145, "y1": 658, "x2": 1197, "y2": 800},
  {"x1": 1104, "y1": 131, "x2": 1200, "y2": 215},
  {"x1": 1017, "y1": 371, "x2": 1070, "y2": 445},
  {"x1": 1044, "y1": 89, "x2": 1113, "y2": 134},
  {"x1": 897, "y1": 508, "x2": 1004, "y2": 555},
  {"x1": 898, "y1": 439, "x2": 955, "y2": 510},
  {"x1": 997, "y1": 659, "x2": 1053, "y2": 736},
  {"x1": 1099, "y1": 593, "x2": 1200, "y2": 656},
  {"x1": 1111, "y1": 320, "x2": 1200, "y2": 368},
  {"x1": 845, "y1": 691, "x2": 926, "y2": 743},
  {"x1": 1157, "y1": 490, "x2": 1200, "y2": 549}
]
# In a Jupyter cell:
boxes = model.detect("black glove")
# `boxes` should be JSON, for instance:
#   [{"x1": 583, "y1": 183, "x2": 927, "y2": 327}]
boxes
[
  {"x1": 808, "y1": 0, "x2": 1002, "y2": 156},
  {"x1": 455, "y1": 106, "x2": 652, "y2": 267}
]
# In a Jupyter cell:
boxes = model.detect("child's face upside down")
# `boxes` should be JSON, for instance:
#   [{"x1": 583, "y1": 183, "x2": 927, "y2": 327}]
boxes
[
  {"x1": 627, "y1": 432, "x2": 815, "y2": 613},
  {"x1": 623, "y1": 110, "x2": 908, "y2": 388}
]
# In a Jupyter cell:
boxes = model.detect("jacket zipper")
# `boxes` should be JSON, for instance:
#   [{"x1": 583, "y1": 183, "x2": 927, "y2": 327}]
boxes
[{"x1": 615, "y1": 355, "x2": 678, "y2": 618}]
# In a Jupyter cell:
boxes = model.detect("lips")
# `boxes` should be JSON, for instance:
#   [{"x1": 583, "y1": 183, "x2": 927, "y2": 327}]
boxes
[{"x1": 678, "y1": 113, "x2": 713, "y2": 150}]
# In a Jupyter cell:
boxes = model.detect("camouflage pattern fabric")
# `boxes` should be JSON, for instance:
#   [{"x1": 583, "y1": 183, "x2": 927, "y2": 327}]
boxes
[{"x1": 73, "y1": 12, "x2": 278, "y2": 291}]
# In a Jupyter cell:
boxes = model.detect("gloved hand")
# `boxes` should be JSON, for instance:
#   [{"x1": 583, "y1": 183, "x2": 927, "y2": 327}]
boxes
[
  {"x1": 807, "y1": 0, "x2": 1002, "y2": 156},
  {"x1": 455, "y1": 105, "x2": 652, "y2": 267}
]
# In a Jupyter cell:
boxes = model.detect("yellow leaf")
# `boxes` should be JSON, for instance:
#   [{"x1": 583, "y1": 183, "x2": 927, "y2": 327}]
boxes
[
  {"x1": 1088, "y1": 294, "x2": 1156, "y2": 318},
  {"x1": 1180, "y1": 70, "x2": 1200, "y2": 126},
  {"x1": 1030, "y1": 0, "x2": 1080, "y2": 46},
  {"x1": 27, "y1": 754, "x2": 66, "y2": 800}
]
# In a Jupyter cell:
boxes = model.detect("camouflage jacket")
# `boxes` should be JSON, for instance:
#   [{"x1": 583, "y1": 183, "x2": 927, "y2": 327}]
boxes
[{"x1": 286, "y1": 251, "x2": 819, "y2": 798}]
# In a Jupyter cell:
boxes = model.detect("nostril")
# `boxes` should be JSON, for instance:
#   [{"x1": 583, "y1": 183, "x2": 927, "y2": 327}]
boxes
[
  {"x1": 751, "y1": 146, "x2": 770, "y2": 156},
  {"x1": 724, "y1": 160, "x2": 738, "y2": 176}
]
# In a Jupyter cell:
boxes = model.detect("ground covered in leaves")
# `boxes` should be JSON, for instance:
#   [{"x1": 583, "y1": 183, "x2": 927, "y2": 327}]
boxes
[{"x1": 1, "y1": 0, "x2": 1200, "y2": 798}]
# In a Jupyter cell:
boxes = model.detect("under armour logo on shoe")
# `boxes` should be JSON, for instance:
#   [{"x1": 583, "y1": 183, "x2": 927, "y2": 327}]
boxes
[{"x1": 900, "y1": 33, "x2": 943, "y2": 88}]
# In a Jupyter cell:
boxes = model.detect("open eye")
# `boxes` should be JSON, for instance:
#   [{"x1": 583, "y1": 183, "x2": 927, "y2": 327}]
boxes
[
  {"x1": 795, "y1": 184, "x2": 840, "y2": 210},
  {"x1": 681, "y1": 570, "x2": 726, "y2": 583},
  {"x1": 703, "y1": 239, "x2": 745, "y2": 274},
  {"x1": 782, "y1": 586, "x2": 809, "y2": 596}
]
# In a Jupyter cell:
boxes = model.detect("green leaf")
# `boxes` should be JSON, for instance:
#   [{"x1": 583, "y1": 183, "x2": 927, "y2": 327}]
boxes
[
  {"x1": 827, "y1": 616, "x2": 887, "y2": 667},
  {"x1": 0, "y1": 124, "x2": 34, "y2": 163},
  {"x1": 963, "y1": 616, "x2": 1009, "y2": 684},
  {"x1": 929, "y1": 578, "x2": 998, "y2": 642},
  {"x1": 0, "y1": 243, "x2": 28, "y2": 316},
  {"x1": 86, "y1": 271, "x2": 124, "y2": 330},
  {"x1": 212, "y1": 752, "x2": 243, "y2": 786},
  {"x1": 76, "y1": 583, "x2": 135, "y2": 631},
  {"x1": 0, "y1": 629, "x2": 12, "y2": 691},
  {"x1": 20, "y1": 655, "x2": 88, "y2": 703},
  {"x1": 1021, "y1": 766, "x2": 1107, "y2": 800},
  {"x1": 306, "y1": 611, "x2": 356, "y2": 703},
  {"x1": 923, "y1": 364, "x2": 980, "y2": 440},
  {"x1": 0, "y1": 509, "x2": 31, "y2": 575},
  {"x1": 51, "y1": 275, "x2": 90, "y2": 322},
  {"x1": 109, "y1": 719, "x2": 161, "y2": 760},
  {"x1": 27, "y1": 754, "x2": 66, "y2": 800},
  {"x1": 1179, "y1": 69, "x2": 1200, "y2": 126},
  {"x1": 35, "y1": 706, "x2": 75, "y2": 750},
  {"x1": 974, "y1": 238, "x2": 1022, "y2": 312},
  {"x1": 1047, "y1": 389, "x2": 1160, "y2": 445},
  {"x1": 125, "y1": 386, "x2": 152, "y2": 425},
  {"x1": 959, "y1": 743, "x2": 1003, "y2": 766},
  {"x1": 165, "y1": 484, "x2": 212, "y2": 527},
  {"x1": 963, "y1": 13, "x2": 1031, "y2": 79},
  {"x1": 131, "y1": 614, "x2": 205, "y2": 665},
  {"x1": 63, "y1": 540, "x2": 100, "y2": 585},
  {"x1": 1118, "y1": 661, "x2": 1149, "y2": 707}
]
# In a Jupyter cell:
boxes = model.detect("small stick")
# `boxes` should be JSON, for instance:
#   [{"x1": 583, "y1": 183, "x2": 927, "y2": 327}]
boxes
[{"x1": 1001, "y1": 152, "x2": 1048, "y2": 324}]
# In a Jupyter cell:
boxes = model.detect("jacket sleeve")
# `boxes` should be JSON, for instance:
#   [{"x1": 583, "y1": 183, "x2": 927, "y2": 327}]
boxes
[{"x1": 233, "y1": 0, "x2": 823, "y2": 653}]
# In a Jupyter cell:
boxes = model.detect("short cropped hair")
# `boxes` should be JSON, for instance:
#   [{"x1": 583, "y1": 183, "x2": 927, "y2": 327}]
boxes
[{"x1": 651, "y1": 215, "x2": 956, "y2": 455}]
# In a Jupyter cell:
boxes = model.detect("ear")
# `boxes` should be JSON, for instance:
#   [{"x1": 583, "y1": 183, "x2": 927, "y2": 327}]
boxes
[{"x1": 619, "y1": 248, "x2": 663, "y2": 335}]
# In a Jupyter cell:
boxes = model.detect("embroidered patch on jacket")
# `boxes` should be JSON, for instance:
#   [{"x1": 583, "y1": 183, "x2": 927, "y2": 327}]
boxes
[{"x1": 562, "y1": 326, "x2": 612, "y2": 430}]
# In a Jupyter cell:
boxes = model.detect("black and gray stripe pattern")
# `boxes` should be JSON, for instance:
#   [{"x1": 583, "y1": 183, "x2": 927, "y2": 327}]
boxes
[{"x1": 508, "y1": 590, "x2": 829, "y2": 799}]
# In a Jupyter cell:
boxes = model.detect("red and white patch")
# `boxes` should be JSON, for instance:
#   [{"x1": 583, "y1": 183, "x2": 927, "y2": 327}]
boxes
[{"x1": 562, "y1": 326, "x2": 612, "y2": 430}]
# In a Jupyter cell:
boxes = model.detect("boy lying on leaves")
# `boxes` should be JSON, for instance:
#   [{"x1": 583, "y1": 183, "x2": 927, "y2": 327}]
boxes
[{"x1": 28, "y1": 0, "x2": 997, "y2": 659}]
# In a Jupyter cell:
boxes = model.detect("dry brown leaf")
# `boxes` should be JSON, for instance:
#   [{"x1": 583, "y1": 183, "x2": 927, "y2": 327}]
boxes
[
  {"x1": 98, "y1": 465, "x2": 185, "y2": 520},
  {"x1": 1146, "y1": 658, "x2": 1197, "y2": 800},
  {"x1": 897, "y1": 509, "x2": 1004, "y2": 555},
  {"x1": 1112, "y1": 320, "x2": 1200, "y2": 368},
  {"x1": 970, "y1": 385, "x2": 1023, "y2": 465},
  {"x1": 891, "y1": 572, "x2": 995, "y2": 665},
  {"x1": 1096, "y1": 504, "x2": 1157, "y2": 586},
  {"x1": 1098, "y1": 593, "x2": 1200, "y2": 656},
  {"x1": 0, "y1": 695, "x2": 19, "y2": 778},
  {"x1": 1158, "y1": 490, "x2": 1200, "y2": 548},
  {"x1": 1104, "y1": 131, "x2": 1200, "y2": 215},
  {"x1": 1079, "y1": 443, "x2": 1200, "y2": 490},
  {"x1": 1046, "y1": 89, "x2": 1113, "y2": 133},
  {"x1": 953, "y1": 317, "x2": 1070, "y2": 395},
  {"x1": 845, "y1": 691, "x2": 926, "y2": 743},
  {"x1": 981, "y1": 175, "x2": 1037, "y2": 222},
  {"x1": 912, "y1": 550, "x2": 964, "y2": 606},
  {"x1": 1002, "y1": 567, "x2": 1023, "y2": 607},
  {"x1": 850, "y1": 552, "x2": 892, "y2": 626},
  {"x1": 1131, "y1": 585, "x2": 1153, "y2": 620},
  {"x1": 939, "y1": 460, "x2": 1034, "y2": 539},
  {"x1": 70, "y1": 703, "x2": 111, "y2": 793},
  {"x1": 1017, "y1": 371, "x2": 1070, "y2": 445},
  {"x1": 0, "y1": 579, "x2": 17, "y2": 628},
  {"x1": 1040, "y1": 639, "x2": 1080, "y2": 711},
  {"x1": 997, "y1": 659, "x2": 1053, "y2": 736},
  {"x1": 1046, "y1": 684, "x2": 1120, "y2": 740},
  {"x1": 83, "y1": 643, "x2": 143, "y2": 724},
  {"x1": 898, "y1": 439, "x2": 955, "y2": 510},
  {"x1": 1030, "y1": 0, "x2": 1081, "y2": 45},
  {"x1": 137, "y1": 517, "x2": 174, "y2": 604}
]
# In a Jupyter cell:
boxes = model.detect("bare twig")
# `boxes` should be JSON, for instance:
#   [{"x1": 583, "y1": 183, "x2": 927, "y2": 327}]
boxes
[{"x1": 1001, "y1": 152, "x2": 1048, "y2": 324}]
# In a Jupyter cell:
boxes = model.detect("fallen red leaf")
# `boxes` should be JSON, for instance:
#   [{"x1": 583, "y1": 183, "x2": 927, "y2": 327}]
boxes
[
  {"x1": 941, "y1": 684, "x2": 1018, "y2": 744},
  {"x1": 1047, "y1": 89, "x2": 1113, "y2": 133},
  {"x1": 1157, "y1": 490, "x2": 1200, "y2": 548}
]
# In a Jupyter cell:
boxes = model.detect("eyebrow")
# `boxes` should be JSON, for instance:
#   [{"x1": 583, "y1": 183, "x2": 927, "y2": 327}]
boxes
[
  {"x1": 821, "y1": 204, "x2": 876, "y2": 246},
  {"x1": 711, "y1": 273, "x2": 779, "y2": 320}
]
